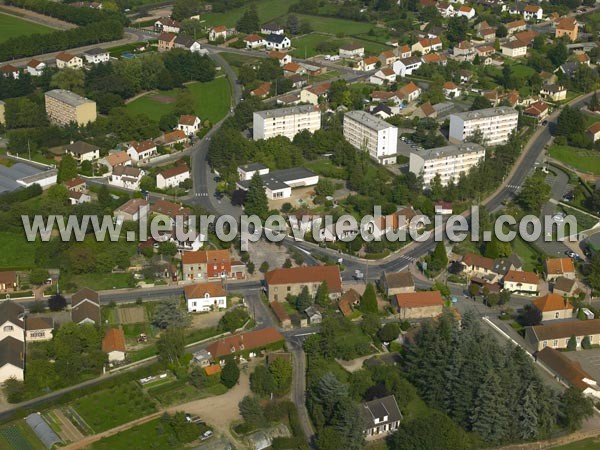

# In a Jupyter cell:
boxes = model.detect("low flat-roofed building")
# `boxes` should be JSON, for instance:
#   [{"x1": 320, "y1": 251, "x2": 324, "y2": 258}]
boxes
[{"x1": 236, "y1": 167, "x2": 319, "y2": 200}]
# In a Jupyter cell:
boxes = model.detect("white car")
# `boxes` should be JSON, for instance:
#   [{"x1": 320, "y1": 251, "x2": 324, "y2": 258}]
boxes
[
  {"x1": 552, "y1": 214, "x2": 565, "y2": 222},
  {"x1": 200, "y1": 431, "x2": 213, "y2": 441}
]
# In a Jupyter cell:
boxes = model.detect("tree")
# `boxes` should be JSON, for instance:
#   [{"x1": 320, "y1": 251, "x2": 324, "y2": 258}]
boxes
[
  {"x1": 582, "y1": 335, "x2": 592, "y2": 349},
  {"x1": 296, "y1": 285, "x2": 312, "y2": 311},
  {"x1": 172, "y1": 0, "x2": 201, "y2": 21},
  {"x1": 558, "y1": 387, "x2": 594, "y2": 431},
  {"x1": 270, "y1": 357, "x2": 292, "y2": 396},
  {"x1": 447, "y1": 16, "x2": 469, "y2": 44},
  {"x1": 470, "y1": 95, "x2": 491, "y2": 111},
  {"x1": 250, "y1": 364, "x2": 274, "y2": 396},
  {"x1": 590, "y1": 91, "x2": 600, "y2": 112},
  {"x1": 57, "y1": 153, "x2": 78, "y2": 183},
  {"x1": 189, "y1": 366, "x2": 209, "y2": 388},
  {"x1": 48, "y1": 294, "x2": 67, "y2": 311},
  {"x1": 567, "y1": 335, "x2": 577, "y2": 351},
  {"x1": 173, "y1": 88, "x2": 195, "y2": 114},
  {"x1": 548, "y1": 40, "x2": 568, "y2": 66},
  {"x1": 152, "y1": 299, "x2": 189, "y2": 329},
  {"x1": 468, "y1": 283, "x2": 480, "y2": 297},
  {"x1": 30, "y1": 268, "x2": 49, "y2": 285},
  {"x1": 378, "y1": 323, "x2": 400, "y2": 342},
  {"x1": 496, "y1": 24, "x2": 508, "y2": 38},
  {"x1": 245, "y1": 172, "x2": 269, "y2": 219},
  {"x1": 218, "y1": 308, "x2": 250, "y2": 332},
  {"x1": 315, "y1": 281, "x2": 330, "y2": 307},
  {"x1": 239, "y1": 395, "x2": 265, "y2": 426},
  {"x1": 556, "y1": 106, "x2": 585, "y2": 137},
  {"x1": 388, "y1": 411, "x2": 470, "y2": 450},
  {"x1": 157, "y1": 326, "x2": 185, "y2": 365},
  {"x1": 221, "y1": 358, "x2": 240, "y2": 388},
  {"x1": 360, "y1": 282, "x2": 378, "y2": 313},
  {"x1": 236, "y1": 6, "x2": 259, "y2": 33},
  {"x1": 517, "y1": 170, "x2": 551, "y2": 214},
  {"x1": 430, "y1": 241, "x2": 448, "y2": 271},
  {"x1": 287, "y1": 14, "x2": 300, "y2": 34},
  {"x1": 50, "y1": 68, "x2": 85, "y2": 94},
  {"x1": 282, "y1": 258, "x2": 292, "y2": 268},
  {"x1": 29, "y1": 301, "x2": 45, "y2": 314},
  {"x1": 259, "y1": 261, "x2": 270, "y2": 273},
  {"x1": 518, "y1": 304, "x2": 542, "y2": 326},
  {"x1": 158, "y1": 241, "x2": 178, "y2": 257},
  {"x1": 484, "y1": 237, "x2": 512, "y2": 259}
]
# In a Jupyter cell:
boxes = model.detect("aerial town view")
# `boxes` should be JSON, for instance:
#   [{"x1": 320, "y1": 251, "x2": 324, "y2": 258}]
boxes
[{"x1": 4, "y1": 0, "x2": 600, "y2": 449}]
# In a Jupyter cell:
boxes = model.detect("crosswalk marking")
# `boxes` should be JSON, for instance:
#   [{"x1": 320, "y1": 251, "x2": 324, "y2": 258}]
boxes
[{"x1": 505, "y1": 184, "x2": 521, "y2": 190}]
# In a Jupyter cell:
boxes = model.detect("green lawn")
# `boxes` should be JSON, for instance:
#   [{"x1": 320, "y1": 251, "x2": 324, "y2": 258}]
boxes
[
  {"x1": 88, "y1": 419, "x2": 186, "y2": 450},
  {"x1": 512, "y1": 236, "x2": 540, "y2": 272},
  {"x1": 554, "y1": 437, "x2": 600, "y2": 450},
  {"x1": 65, "y1": 271, "x2": 135, "y2": 291},
  {"x1": 218, "y1": 52, "x2": 260, "y2": 75},
  {"x1": 0, "y1": 232, "x2": 40, "y2": 270},
  {"x1": 292, "y1": 14, "x2": 375, "y2": 35},
  {"x1": 549, "y1": 145, "x2": 600, "y2": 175},
  {"x1": 126, "y1": 77, "x2": 231, "y2": 124},
  {"x1": 200, "y1": 0, "x2": 296, "y2": 28},
  {"x1": 290, "y1": 32, "x2": 388, "y2": 58},
  {"x1": 0, "y1": 13, "x2": 53, "y2": 44},
  {"x1": 72, "y1": 382, "x2": 157, "y2": 433},
  {"x1": 148, "y1": 380, "x2": 227, "y2": 406}
]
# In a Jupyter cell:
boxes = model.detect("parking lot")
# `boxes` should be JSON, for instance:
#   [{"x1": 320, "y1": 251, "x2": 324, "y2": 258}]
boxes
[{"x1": 565, "y1": 348, "x2": 600, "y2": 381}]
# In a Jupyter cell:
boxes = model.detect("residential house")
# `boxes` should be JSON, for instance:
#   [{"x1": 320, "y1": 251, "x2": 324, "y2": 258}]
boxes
[
  {"x1": 65, "y1": 141, "x2": 100, "y2": 163},
  {"x1": 177, "y1": 115, "x2": 201, "y2": 136},
  {"x1": 0, "y1": 337, "x2": 24, "y2": 382},
  {"x1": 545, "y1": 257, "x2": 576, "y2": 281},
  {"x1": 492, "y1": 254, "x2": 523, "y2": 276},
  {"x1": 339, "y1": 42, "x2": 365, "y2": 58},
  {"x1": 515, "y1": 30, "x2": 538, "y2": 46},
  {"x1": 127, "y1": 140, "x2": 157, "y2": 161},
  {"x1": 99, "y1": 150, "x2": 131, "y2": 173},
  {"x1": 362, "y1": 395, "x2": 402, "y2": 438},
  {"x1": 174, "y1": 36, "x2": 206, "y2": 54},
  {"x1": 71, "y1": 288, "x2": 101, "y2": 325},
  {"x1": 503, "y1": 270, "x2": 539, "y2": 294},
  {"x1": 588, "y1": 122, "x2": 600, "y2": 142},
  {"x1": 261, "y1": 22, "x2": 284, "y2": 35},
  {"x1": 577, "y1": 53, "x2": 590, "y2": 66},
  {"x1": 357, "y1": 56, "x2": 378, "y2": 72},
  {"x1": 443, "y1": 81, "x2": 461, "y2": 99},
  {"x1": 457, "y1": 5, "x2": 476, "y2": 19},
  {"x1": 0, "y1": 300, "x2": 24, "y2": 341},
  {"x1": 475, "y1": 45, "x2": 495, "y2": 59},
  {"x1": 480, "y1": 28, "x2": 497, "y2": 42},
  {"x1": 156, "y1": 163, "x2": 190, "y2": 190},
  {"x1": 413, "y1": 102, "x2": 437, "y2": 119},
  {"x1": 110, "y1": 165, "x2": 144, "y2": 190},
  {"x1": 532, "y1": 293, "x2": 574, "y2": 321},
  {"x1": 269, "y1": 50, "x2": 292, "y2": 66},
  {"x1": 536, "y1": 347, "x2": 600, "y2": 399},
  {"x1": 305, "y1": 306, "x2": 322, "y2": 325},
  {"x1": 250, "y1": 82, "x2": 272, "y2": 98},
  {"x1": 24, "y1": 317, "x2": 53, "y2": 342},
  {"x1": 68, "y1": 190, "x2": 91, "y2": 205},
  {"x1": 0, "y1": 271, "x2": 18, "y2": 293},
  {"x1": 64, "y1": 176, "x2": 86, "y2": 193},
  {"x1": 158, "y1": 129, "x2": 189, "y2": 147},
  {"x1": 453, "y1": 40, "x2": 476, "y2": 60},
  {"x1": 393, "y1": 56, "x2": 422, "y2": 77},
  {"x1": 181, "y1": 249, "x2": 232, "y2": 281},
  {"x1": 244, "y1": 34, "x2": 265, "y2": 49},
  {"x1": 434, "y1": 201, "x2": 453, "y2": 215},
  {"x1": 501, "y1": 40, "x2": 528, "y2": 58},
  {"x1": 422, "y1": 53, "x2": 447, "y2": 65},
  {"x1": 396, "y1": 45, "x2": 412, "y2": 59},
  {"x1": 437, "y1": 2, "x2": 455, "y2": 17},
  {"x1": 523, "y1": 100, "x2": 549, "y2": 122},
  {"x1": 56, "y1": 52, "x2": 83, "y2": 69},
  {"x1": 154, "y1": 17, "x2": 180, "y2": 34},
  {"x1": 552, "y1": 276, "x2": 578, "y2": 297},
  {"x1": 555, "y1": 17, "x2": 578, "y2": 41},
  {"x1": 265, "y1": 266, "x2": 342, "y2": 302},
  {"x1": 265, "y1": 35, "x2": 291, "y2": 50},
  {"x1": 102, "y1": 328, "x2": 126, "y2": 363},
  {"x1": 151, "y1": 199, "x2": 192, "y2": 227},
  {"x1": 113, "y1": 198, "x2": 149, "y2": 222},
  {"x1": 380, "y1": 270, "x2": 415, "y2": 296},
  {"x1": 371, "y1": 91, "x2": 398, "y2": 103},
  {"x1": 208, "y1": 26, "x2": 228, "y2": 42},
  {"x1": 379, "y1": 50, "x2": 397, "y2": 66},
  {"x1": 523, "y1": 4, "x2": 543, "y2": 21},
  {"x1": 283, "y1": 62, "x2": 304, "y2": 76},
  {"x1": 25, "y1": 59, "x2": 45, "y2": 76},
  {"x1": 83, "y1": 48, "x2": 109, "y2": 64},
  {"x1": 411, "y1": 37, "x2": 443, "y2": 54},
  {"x1": 526, "y1": 319, "x2": 600, "y2": 351},
  {"x1": 461, "y1": 253, "x2": 496, "y2": 279},
  {"x1": 540, "y1": 84, "x2": 567, "y2": 101},
  {"x1": 270, "y1": 301, "x2": 291, "y2": 328},
  {"x1": 299, "y1": 83, "x2": 331, "y2": 105},
  {"x1": 0, "y1": 65, "x2": 19, "y2": 79},
  {"x1": 206, "y1": 327, "x2": 285, "y2": 362},
  {"x1": 338, "y1": 289, "x2": 361, "y2": 317},
  {"x1": 369, "y1": 67, "x2": 396, "y2": 85},
  {"x1": 184, "y1": 282, "x2": 227, "y2": 312},
  {"x1": 397, "y1": 81, "x2": 422, "y2": 103},
  {"x1": 506, "y1": 19, "x2": 527, "y2": 34},
  {"x1": 393, "y1": 291, "x2": 444, "y2": 319},
  {"x1": 158, "y1": 32, "x2": 177, "y2": 51},
  {"x1": 371, "y1": 104, "x2": 395, "y2": 119}
]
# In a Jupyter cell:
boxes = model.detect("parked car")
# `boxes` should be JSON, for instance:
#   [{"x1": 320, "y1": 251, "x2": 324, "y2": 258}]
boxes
[
  {"x1": 565, "y1": 250, "x2": 577, "y2": 258},
  {"x1": 200, "y1": 431, "x2": 213, "y2": 441}
]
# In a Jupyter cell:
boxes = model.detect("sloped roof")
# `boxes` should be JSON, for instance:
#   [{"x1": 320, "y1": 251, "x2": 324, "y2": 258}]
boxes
[
  {"x1": 546, "y1": 257, "x2": 575, "y2": 275},
  {"x1": 532, "y1": 293, "x2": 573, "y2": 312},
  {"x1": 265, "y1": 266, "x2": 342, "y2": 293},
  {"x1": 0, "y1": 271, "x2": 18, "y2": 286},
  {"x1": 394, "y1": 291, "x2": 443, "y2": 308},
  {"x1": 504, "y1": 270, "x2": 538, "y2": 285},
  {"x1": 182, "y1": 249, "x2": 230, "y2": 265},
  {"x1": 206, "y1": 327, "x2": 284, "y2": 359},
  {"x1": 71, "y1": 288, "x2": 99, "y2": 306},
  {"x1": 159, "y1": 163, "x2": 189, "y2": 180},
  {"x1": 102, "y1": 328, "x2": 126, "y2": 353},
  {"x1": 384, "y1": 271, "x2": 414, "y2": 289},
  {"x1": 270, "y1": 301, "x2": 291, "y2": 323},
  {"x1": 56, "y1": 52, "x2": 76, "y2": 62},
  {"x1": 184, "y1": 282, "x2": 227, "y2": 299},
  {"x1": 26, "y1": 316, "x2": 53, "y2": 331},
  {"x1": 179, "y1": 115, "x2": 198, "y2": 126},
  {"x1": 0, "y1": 300, "x2": 23, "y2": 326},
  {"x1": 338, "y1": 289, "x2": 360, "y2": 317},
  {"x1": 462, "y1": 253, "x2": 494, "y2": 270},
  {"x1": 537, "y1": 347, "x2": 596, "y2": 391},
  {"x1": 529, "y1": 319, "x2": 600, "y2": 341},
  {"x1": 103, "y1": 151, "x2": 130, "y2": 167}
]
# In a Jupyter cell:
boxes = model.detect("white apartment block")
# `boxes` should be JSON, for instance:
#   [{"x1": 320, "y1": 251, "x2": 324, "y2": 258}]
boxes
[
  {"x1": 449, "y1": 107, "x2": 518, "y2": 146},
  {"x1": 343, "y1": 111, "x2": 398, "y2": 165},
  {"x1": 253, "y1": 105, "x2": 321, "y2": 141},
  {"x1": 409, "y1": 143, "x2": 486, "y2": 186}
]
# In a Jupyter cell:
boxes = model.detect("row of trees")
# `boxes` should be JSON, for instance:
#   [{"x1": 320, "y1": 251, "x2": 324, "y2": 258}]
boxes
[{"x1": 5, "y1": 0, "x2": 124, "y2": 25}]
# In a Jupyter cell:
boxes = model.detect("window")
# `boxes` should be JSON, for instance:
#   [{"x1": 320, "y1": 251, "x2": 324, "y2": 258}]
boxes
[
  {"x1": 3, "y1": 325, "x2": 13, "y2": 332},
  {"x1": 553, "y1": 340, "x2": 558, "y2": 347},
  {"x1": 555, "y1": 312, "x2": 559, "y2": 319},
  {"x1": 542, "y1": 340, "x2": 547, "y2": 348}
]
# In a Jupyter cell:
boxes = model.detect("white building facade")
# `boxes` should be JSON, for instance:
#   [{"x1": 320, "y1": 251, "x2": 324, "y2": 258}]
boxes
[
  {"x1": 343, "y1": 111, "x2": 398, "y2": 165},
  {"x1": 409, "y1": 143, "x2": 486, "y2": 186},
  {"x1": 448, "y1": 107, "x2": 519, "y2": 145},
  {"x1": 253, "y1": 105, "x2": 321, "y2": 141}
]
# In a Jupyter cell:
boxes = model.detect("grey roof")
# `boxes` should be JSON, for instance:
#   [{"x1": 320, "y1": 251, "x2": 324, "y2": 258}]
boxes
[
  {"x1": 362, "y1": 395, "x2": 403, "y2": 430},
  {"x1": 0, "y1": 336, "x2": 24, "y2": 371},
  {"x1": 265, "y1": 34, "x2": 288, "y2": 44},
  {"x1": 71, "y1": 287, "x2": 99, "y2": 306},
  {"x1": 238, "y1": 167, "x2": 317, "y2": 191},
  {"x1": 559, "y1": 62, "x2": 579, "y2": 78},
  {"x1": 174, "y1": 35, "x2": 197, "y2": 47},
  {"x1": 451, "y1": 106, "x2": 518, "y2": 120},
  {"x1": 0, "y1": 163, "x2": 43, "y2": 194},
  {"x1": 83, "y1": 47, "x2": 107, "y2": 55},
  {"x1": 65, "y1": 140, "x2": 99, "y2": 155},
  {"x1": 412, "y1": 143, "x2": 486, "y2": 161},
  {"x1": 383, "y1": 271, "x2": 414, "y2": 289},
  {"x1": 19, "y1": 168, "x2": 58, "y2": 185},
  {"x1": 262, "y1": 22, "x2": 283, "y2": 31},
  {"x1": 0, "y1": 300, "x2": 24, "y2": 327},
  {"x1": 493, "y1": 254, "x2": 523, "y2": 275},
  {"x1": 398, "y1": 56, "x2": 422, "y2": 66},
  {"x1": 45, "y1": 89, "x2": 95, "y2": 107},
  {"x1": 25, "y1": 413, "x2": 62, "y2": 449},
  {"x1": 254, "y1": 105, "x2": 317, "y2": 119},
  {"x1": 239, "y1": 163, "x2": 268, "y2": 172},
  {"x1": 345, "y1": 110, "x2": 397, "y2": 131},
  {"x1": 372, "y1": 104, "x2": 393, "y2": 116}
]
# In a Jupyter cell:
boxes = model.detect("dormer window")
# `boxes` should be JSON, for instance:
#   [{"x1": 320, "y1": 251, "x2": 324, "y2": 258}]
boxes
[{"x1": 3, "y1": 325, "x2": 13, "y2": 332}]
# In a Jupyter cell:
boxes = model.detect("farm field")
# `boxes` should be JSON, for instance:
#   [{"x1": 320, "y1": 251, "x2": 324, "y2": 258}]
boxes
[
  {"x1": 0, "y1": 422, "x2": 45, "y2": 450},
  {"x1": 0, "y1": 12, "x2": 53, "y2": 44},
  {"x1": 200, "y1": 0, "x2": 296, "y2": 28},
  {"x1": 126, "y1": 77, "x2": 231, "y2": 124},
  {"x1": 292, "y1": 14, "x2": 375, "y2": 35},
  {"x1": 549, "y1": 145, "x2": 600, "y2": 175},
  {"x1": 88, "y1": 419, "x2": 186, "y2": 450},
  {"x1": 290, "y1": 32, "x2": 388, "y2": 58}
]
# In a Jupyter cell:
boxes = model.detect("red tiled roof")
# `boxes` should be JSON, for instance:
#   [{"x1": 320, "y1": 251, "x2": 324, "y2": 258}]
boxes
[
  {"x1": 204, "y1": 364, "x2": 221, "y2": 376},
  {"x1": 158, "y1": 32, "x2": 176, "y2": 42},
  {"x1": 212, "y1": 26, "x2": 227, "y2": 32},
  {"x1": 270, "y1": 301, "x2": 291, "y2": 324},
  {"x1": 265, "y1": 266, "x2": 342, "y2": 294},
  {"x1": 588, "y1": 122, "x2": 600, "y2": 134},
  {"x1": 182, "y1": 249, "x2": 230, "y2": 265},
  {"x1": 532, "y1": 293, "x2": 573, "y2": 312},
  {"x1": 395, "y1": 290, "x2": 444, "y2": 308},
  {"x1": 102, "y1": 328, "x2": 125, "y2": 353},
  {"x1": 151, "y1": 199, "x2": 192, "y2": 218},
  {"x1": 462, "y1": 253, "x2": 494, "y2": 270},
  {"x1": 184, "y1": 282, "x2": 226, "y2": 298},
  {"x1": 159, "y1": 163, "x2": 189, "y2": 180},
  {"x1": 206, "y1": 327, "x2": 284, "y2": 359},
  {"x1": 163, "y1": 129, "x2": 187, "y2": 143},
  {"x1": 179, "y1": 115, "x2": 198, "y2": 126},
  {"x1": 251, "y1": 82, "x2": 272, "y2": 97},
  {"x1": 546, "y1": 257, "x2": 575, "y2": 275},
  {"x1": 244, "y1": 34, "x2": 263, "y2": 43},
  {"x1": 504, "y1": 270, "x2": 538, "y2": 285},
  {"x1": 56, "y1": 52, "x2": 76, "y2": 62}
]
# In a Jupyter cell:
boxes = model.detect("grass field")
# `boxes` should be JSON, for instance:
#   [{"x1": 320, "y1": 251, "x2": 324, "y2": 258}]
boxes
[
  {"x1": 292, "y1": 14, "x2": 375, "y2": 35},
  {"x1": 126, "y1": 77, "x2": 230, "y2": 124},
  {"x1": 549, "y1": 145, "x2": 600, "y2": 175},
  {"x1": 554, "y1": 437, "x2": 600, "y2": 450},
  {"x1": 148, "y1": 379, "x2": 227, "y2": 406},
  {"x1": 0, "y1": 13, "x2": 53, "y2": 44},
  {"x1": 290, "y1": 32, "x2": 388, "y2": 58},
  {"x1": 89, "y1": 419, "x2": 185, "y2": 450},
  {"x1": 72, "y1": 382, "x2": 157, "y2": 433},
  {"x1": 512, "y1": 236, "x2": 540, "y2": 271},
  {"x1": 200, "y1": 0, "x2": 296, "y2": 28},
  {"x1": 218, "y1": 52, "x2": 260, "y2": 75},
  {"x1": 0, "y1": 232, "x2": 40, "y2": 270}
]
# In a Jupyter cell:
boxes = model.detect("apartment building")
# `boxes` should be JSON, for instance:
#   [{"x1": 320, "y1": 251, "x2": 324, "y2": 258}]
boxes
[
  {"x1": 253, "y1": 105, "x2": 321, "y2": 140},
  {"x1": 409, "y1": 143, "x2": 486, "y2": 186},
  {"x1": 448, "y1": 107, "x2": 518, "y2": 145},
  {"x1": 44, "y1": 89, "x2": 97, "y2": 126},
  {"x1": 343, "y1": 110, "x2": 398, "y2": 165}
]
